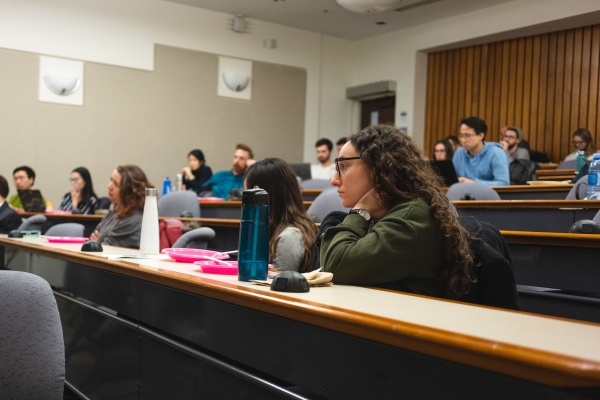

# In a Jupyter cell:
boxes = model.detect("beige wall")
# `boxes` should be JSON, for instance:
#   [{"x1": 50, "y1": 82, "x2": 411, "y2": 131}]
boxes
[{"x1": 0, "y1": 45, "x2": 306, "y2": 206}]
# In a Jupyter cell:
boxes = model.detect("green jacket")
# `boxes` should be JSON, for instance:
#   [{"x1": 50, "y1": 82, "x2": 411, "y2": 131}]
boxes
[{"x1": 320, "y1": 198, "x2": 445, "y2": 297}]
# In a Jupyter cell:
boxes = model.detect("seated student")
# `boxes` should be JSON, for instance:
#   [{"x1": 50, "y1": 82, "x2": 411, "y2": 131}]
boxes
[
  {"x1": 244, "y1": 158, "x2": 319, "y2": 272},
  {"x1": 452, "y1": 117, "x2": 510, "y2": 186},
  {"x1": 433, "y1": 138, "x2": 454, "y2": 161},
  {"x1": 499, "y1": 126, "x2": 530, "y2": 162},
  {"x1": 90, "y1": 165, "x2": 153, "y2": 249},
  {"x1": 182, "y1": 149, "x2": 213, "y2": 194},
  {"x1": 58, "y1": 167, "x2": 98, "y2": 214},
  {"x1": 9, "y1": 166, "x2": 51, "y2": 210},
  {"x1": 320, "y1": 125, "x2": 475, "y2": 299},
  {"x1": 564, "y1": 128, "x2": 597, "y2": 162},
  {"x1": 199, "y1": 144, "x2": 255, "y2": 199},
  {"x1": 0, "y1": 175, "x2": 21, "y2": 233}
]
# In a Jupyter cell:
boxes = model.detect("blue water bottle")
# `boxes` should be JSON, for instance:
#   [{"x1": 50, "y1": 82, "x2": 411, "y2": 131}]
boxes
[
  {"x1": 238, "y1": 187, "x2": 269, "y2": 281},
  {"x1": 162, "y1": 177, "x2": 172, "y2": 195},
  {"x1": 587, "y1": 153, "x2": 600, "y2": 200}
]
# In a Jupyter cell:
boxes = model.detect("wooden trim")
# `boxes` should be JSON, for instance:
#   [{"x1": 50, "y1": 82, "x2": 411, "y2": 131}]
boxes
[
  {"x1": 452, "y1": 200, "x2": 600, "y2": 209},
  {"x1": 200, "y1": 200, "x2": 312, "y2": 209},
  {"x1": 1, "y1": 237, "x2": 600, "y2": 388},
  {"x1": 535, "y1": 169, "x2": 576, "y2": 176},
  {"x1": 501, "y1": 230, "x2": 600, "y2": 248}
]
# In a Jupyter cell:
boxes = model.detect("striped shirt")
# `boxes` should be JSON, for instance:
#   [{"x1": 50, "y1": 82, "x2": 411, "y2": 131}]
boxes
[{"x1": 58, "y1": 193, "x2": 98, "y2": 215}]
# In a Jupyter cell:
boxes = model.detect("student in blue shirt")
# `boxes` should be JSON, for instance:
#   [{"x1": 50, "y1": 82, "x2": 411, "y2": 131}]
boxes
[
  {"x1": 199, "y1": 144, "x2": 255, "y2": 199},
  {"x1": 452, "y1": 117, "x2": 510, "y2": 186}
]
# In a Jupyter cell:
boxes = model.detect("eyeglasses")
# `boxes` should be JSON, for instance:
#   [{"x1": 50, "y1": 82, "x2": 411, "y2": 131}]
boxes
[
  {"x1": 69, "y1": 178, "x2": 81, "y2": 183},
  {"x1": 334, "y1": 156, "x2": 361, "y2": 177},
  {"x1": 459, "y1": 133, "x2": 477, "y2": 140},
  {"x1": 434, "y1": 149, "x2": 446, "y2": 153},
  {"x1": 573, "y1": 140, "x2": 585, "y2": 146},
  {"x1": 502, "y1": 134, "x2": 517, "y2": 140}
]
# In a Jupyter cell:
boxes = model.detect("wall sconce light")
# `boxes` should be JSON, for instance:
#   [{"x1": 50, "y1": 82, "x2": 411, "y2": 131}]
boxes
[
  {"x1": 222, "y1": 72, "x2": 249, "y2": 92},
  {"x1": 43, "y1": 74, "x2": 81, "y2": 95}
]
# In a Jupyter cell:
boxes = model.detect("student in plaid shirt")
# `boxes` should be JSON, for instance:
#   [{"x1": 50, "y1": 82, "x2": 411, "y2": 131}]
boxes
[{"x1": 199, "y1": 144, "x2": 255, "y2": 199}]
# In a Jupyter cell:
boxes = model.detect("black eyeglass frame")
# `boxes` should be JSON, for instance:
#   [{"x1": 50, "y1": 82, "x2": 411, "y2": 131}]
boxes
[{"x1": 334, "y1": 156, "x2": 361, "y2": 176}]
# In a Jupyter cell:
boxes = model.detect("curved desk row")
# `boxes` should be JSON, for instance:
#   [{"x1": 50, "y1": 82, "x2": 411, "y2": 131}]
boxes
[{"x1": 1, "y1": 235, "x2": 599, "y2": 399}]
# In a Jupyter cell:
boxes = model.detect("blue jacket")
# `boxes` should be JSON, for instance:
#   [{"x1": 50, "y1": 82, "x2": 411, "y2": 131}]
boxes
[{"x1": 452, "y1": 142, "x2": 510, "y2": 186}]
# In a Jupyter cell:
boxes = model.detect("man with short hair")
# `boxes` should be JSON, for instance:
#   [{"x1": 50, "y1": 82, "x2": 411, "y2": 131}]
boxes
[
  {"x1": 452, "y1": 117, "x2": 510, "y2": 186},
  {"x1": 0, "y1": 175, "x2": 21, "y2": 233},
  {"x1": 9, "y1": 166, "x2": 49, "y2": 209},
  {"x1": 500, "y1": 126, "x2": 530, "y2": 163},
  {"x1": 311, "y1": 138, "x2": 336, "y2": 180},
  {"x1": 199, "y1": 144, "x2": 255, "y2": 199},
  {"x1": 336, "y1": 137, "x2": 348, "y2": 155}
]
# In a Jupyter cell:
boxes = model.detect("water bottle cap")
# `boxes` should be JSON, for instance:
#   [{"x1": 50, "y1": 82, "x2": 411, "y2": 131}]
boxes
[
  {"x1": 594, "y1": 153, "x2": 600, "y2": 160},
  {"x1": 242, "y1": 186, "x2": 269, "y2": 206},
  {"x1": 146, "y1": 188, "x2": 157, "y2": 196}
]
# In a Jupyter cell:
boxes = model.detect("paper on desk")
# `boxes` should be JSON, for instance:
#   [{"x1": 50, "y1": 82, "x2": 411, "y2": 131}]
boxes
[{"x1": 103, "y1": 254, "x2": 171, "y2": 260}]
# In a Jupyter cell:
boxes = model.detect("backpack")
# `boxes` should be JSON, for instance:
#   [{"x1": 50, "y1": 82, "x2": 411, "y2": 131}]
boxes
[
  {"x1": 509, "y1": 159, "x2": 538, "y2": 185},
  {"x1": 159, "y1": 219, "x2": 184, "y2": 250}
]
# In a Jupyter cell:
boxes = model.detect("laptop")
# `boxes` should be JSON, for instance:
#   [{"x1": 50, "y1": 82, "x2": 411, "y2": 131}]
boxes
[
  {"x1": 18, "y1": 190, "x2": 46, "y2": 212},
  {"x1": 430, "y1": 160, "x2": 459, "y2": 187},
  {"x1": 289, "y1": 163, "x2": 312, "y2": 181}
]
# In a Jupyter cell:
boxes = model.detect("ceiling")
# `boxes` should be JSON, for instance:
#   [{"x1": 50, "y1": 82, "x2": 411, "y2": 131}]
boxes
[{"x1": 164, "y1": 0, "x2": 516, "y2": 40}]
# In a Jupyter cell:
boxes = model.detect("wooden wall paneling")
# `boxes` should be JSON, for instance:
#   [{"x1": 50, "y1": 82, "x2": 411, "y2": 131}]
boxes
[
  {"x1": 507, "y1": 39, "x2": 518, "y2": 128},
  {"x1": 471, "y1": 46, "x2": 481, "y2": 116},
  {"x1": 522, "y1": 37, "x2": 533, "y2": 138},
  {"x1": 553, "y1": 31, "x2": 566, "y2": 162},
  {"x1": 514, "y1": 38, "x2": 526, "y2": 127},
  {"x1": 545, "y1": 32, "x2": 558, "y2": 161},
  {"x1": 463, "y1": 47, "x2": 473, "y2": 120},
  {"x1": 589, "y1": 26, "x2": 600, "y2": 137},
  {"x1": 579, "y1": 27, "x2": 592, "y2": 128},
  {"x1": 570, "y1": 28, "x2": 583, "y2": 142},
  {"x1": 451, "y1": 49, "x2": 461, "y2": 133},
  {"x1": 562, "y1": 29, "x2": 575, "y2": 161},
  {"x1": 479, "y1": 44, "x2": 489, "y2": 122},
  {"x1": 425, "y1": 53, "x2": 435, "y2": 155},
  {"x1": 443, "y1": 51, "x2": 453, "y2": 138},
  {"x1": 530, "y1": 36, "x2": 541, "y2": 149},
  {"x1": 536, "y1": 34, "x2": 549, "y2": 154},
  {"x1": 497, "y1": 42, "x2": 510, "y2": 142}
]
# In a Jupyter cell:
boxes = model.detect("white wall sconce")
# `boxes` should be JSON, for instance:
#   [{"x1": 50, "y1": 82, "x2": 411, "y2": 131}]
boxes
[
  {"x1": 222, "y1": 72, "x2": 249, "y2": 92},
  {"x1": 43, "y1": 74, "x2": 81, "y2": 95}
]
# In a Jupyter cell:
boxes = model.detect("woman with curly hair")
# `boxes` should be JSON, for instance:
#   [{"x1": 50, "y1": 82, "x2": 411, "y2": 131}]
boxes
[
  {"x1": 244, "y1": 158, "x2": 319, "y2": 272},
  {"x1": 90, "y1": 165, "x2": 154, "y2": 248},
  {"x1": 320, "y1": 125, "x2": 475, "y2": 299}
]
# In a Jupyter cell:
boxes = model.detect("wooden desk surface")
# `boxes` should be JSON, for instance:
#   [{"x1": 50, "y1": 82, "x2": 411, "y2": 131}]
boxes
[
  {"x1": 453, "y1": 200, "x2": 600, "y2": 209},
  {"x1": 2, "y1": 235, "x2": 600, "y2": 389},
  {"x1": 536, "y1": 169, "x2": 576, "y2": 176},
  {"x1": 199, "y1": 200, "x2": 312, "y2": 208}
]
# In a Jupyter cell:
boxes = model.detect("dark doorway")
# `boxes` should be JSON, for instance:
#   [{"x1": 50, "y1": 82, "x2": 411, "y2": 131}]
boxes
[{"x1": 360, "y1": 96, "x2": 395, "y2": 129}]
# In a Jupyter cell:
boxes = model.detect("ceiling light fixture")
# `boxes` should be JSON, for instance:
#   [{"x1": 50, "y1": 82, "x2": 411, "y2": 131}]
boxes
[{"x1": 335, "y1": 0, "x2": 401, "y2": 13}]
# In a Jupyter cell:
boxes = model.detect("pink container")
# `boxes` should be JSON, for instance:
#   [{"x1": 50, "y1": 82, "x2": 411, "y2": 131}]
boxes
[
  {"x1": 162, "y1": 248, "x2": 230, "y2": 263},
  {"x1": 46, "y1": 237, "x2": 89, "y2": 243}
]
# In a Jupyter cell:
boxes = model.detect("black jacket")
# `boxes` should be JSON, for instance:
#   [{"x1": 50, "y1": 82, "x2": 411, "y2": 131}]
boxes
[{"x1": 0, "y1": 202, "x2": 21, "y2": 234}]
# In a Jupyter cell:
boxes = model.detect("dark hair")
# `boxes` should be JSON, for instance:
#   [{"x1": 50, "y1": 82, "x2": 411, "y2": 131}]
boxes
[
  {"x1": 188, "y1": 149, "x2": 206, "y2": 164},
  {"x1": 0, "y1": 175, "x2": 9, "y2": 198},
  {"x1": 433, "y1": 139, "x2": 454, "y2": 161},
  {"x1": 244, "y1": 158, "x2": 319, "y2": 272},
  {"x1": 349, "y1": 125, "x2": 475, "y2": 299},
  {"x1": 315, "y1": 138, "x2": 333, "y2": 151},
  {"x1": 573, "y1": 128, "x2": 597, "y2": 157},
  {"x1": 236, "y1": 143, "x2": 254, "y2": 160},
  {"x1": 446, "y1": 135, "x2": 459, "y2": 146},
  {"x1": 115, "y1": 165, "x2": 154, "y2": 218},
  {"x1": 506, "y1": 126, "x2": 524, "y2": 141},
  {"x1": 13, "y1": 166, "x2": 36, "y2": 183},
  {"x1": 336, "y1": 137, "x2": 348, "y2": 146},
  {"x1": 460, "y1": 117, "x2": 488, "y2": 138},
  {"x1": 72, "y1": 167, "x2": 97, "y2": 204}
]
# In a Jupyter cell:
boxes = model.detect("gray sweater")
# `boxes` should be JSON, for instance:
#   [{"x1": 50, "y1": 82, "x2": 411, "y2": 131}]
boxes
[
  {"x1": 95, "y1": 209, "x2": 143, "y2": 249},
  {"x1": 272, "y1": 227, "x2": 305, "y2": 272}
]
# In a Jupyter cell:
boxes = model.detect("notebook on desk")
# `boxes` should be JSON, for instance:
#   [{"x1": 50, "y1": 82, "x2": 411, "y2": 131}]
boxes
[
  {"x1": 430, "y1": 160, "x2": 459, "y2": 187},
  {"x1": 18, "y1": 190, "x2": 46, "y2": 212}
]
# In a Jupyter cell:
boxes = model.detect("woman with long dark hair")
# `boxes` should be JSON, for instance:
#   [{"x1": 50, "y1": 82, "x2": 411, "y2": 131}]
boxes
[
  {"x1": 58, "y1": 167, "x2": 98, "y2": 214},
  {"x1": 321, "y1": 125, "x2": 475, "y2": 299},
  {"x1": 90, "y1": 165, "x2": 154, "y2": 248},
  {"x1": 244, "y1": 158, "x2": 319, "y2": 272},
  {"x1": 182, "y1": 149, "x2": 213, "y2": 194},
  {"x1": 433, "y1": 138, "x2": 454, "y2": 161}
]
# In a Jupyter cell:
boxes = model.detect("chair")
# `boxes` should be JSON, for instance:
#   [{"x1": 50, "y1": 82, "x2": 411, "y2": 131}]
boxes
[
  {"x1": 300, "y1": 179, "x2": 333, "y2": 190},
  {"x1": 565, "y1": 175, "x2": 587, "y2": 200},
  {"x1": 557, "y1": 159, "x2": 577, "y2": 170},
  {"x1": 306, "y1": 189, "x2": 350, "y2": 223},
  {"x1": 446, "y1": 182, "x2": 501, "y2": 201},
  {"x1": 172, "y1": 227, "x2": 216, "y2": 249},
  {"x1": 0, "y1": 271, "x2": 65, "y2": 398},
  {"x1": 17, "y1": 214, "x2": 47, "y2": 231},
  {"x1": 96, "y1": 197, "x2": 111, "y2": 210},
  {"x1": 159, "y1": 191, "x2": 200, "y2": 218},
  {"x1": 593, "y1": 210, "x2": 600, "y2": 225},
  {"x1": 45, "y1": 223, "x2": 85, "y2": 237}
]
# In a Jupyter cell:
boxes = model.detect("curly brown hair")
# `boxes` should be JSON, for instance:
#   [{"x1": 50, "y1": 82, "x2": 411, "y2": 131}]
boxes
[
  {"x1": 349, "y1": 125, "x2": 476, "y2": 299},
  {"x1": 115, "y1": 165, "x2": 154, "y2": 218}
]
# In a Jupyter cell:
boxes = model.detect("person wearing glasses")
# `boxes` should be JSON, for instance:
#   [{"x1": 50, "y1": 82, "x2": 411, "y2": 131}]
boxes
[
  {"x1": 452, "y1": 117, "x2": 510, "y2": 186},
  {"x1": 563, "y1": 128, "x2": 597, "y2": 162},
  {"x1": 58, "y1": 167, "x2": 98, "y2": 214},
  {"x1": 433, "y1": 138, "x2": 454, "y2": 161},
  {"x1": 320, "y1": 125, "x2": 476, "y2": 299},
  {"x1": 499, "y1": 126, "x2": 530, "y2": 163}
]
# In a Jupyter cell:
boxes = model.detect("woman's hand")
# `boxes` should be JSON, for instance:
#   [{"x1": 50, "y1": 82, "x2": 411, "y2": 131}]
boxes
[
  {"x1": 182, "y1": 167, "x2": 193, "y2": 179},
  {"x1": 71, "y1": 188, "x2": 81, "y2": 208},
  {"x1": 90, "y1": 230, "x2": 99, "y2": 241},
  {"x1": 354, "y1": 189, "x2": 389, "y2": 221}
]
